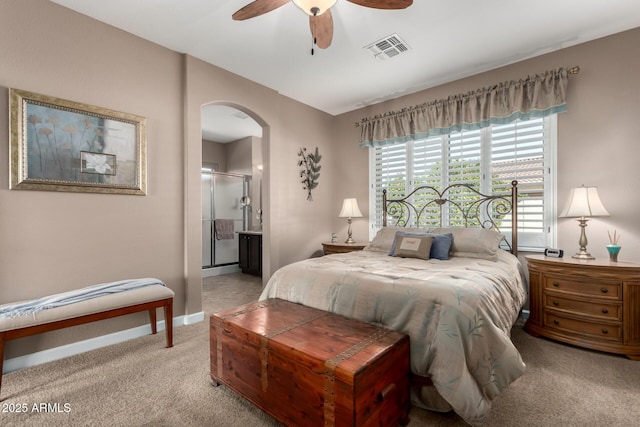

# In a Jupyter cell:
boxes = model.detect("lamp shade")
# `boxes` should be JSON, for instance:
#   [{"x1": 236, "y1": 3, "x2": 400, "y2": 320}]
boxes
[
  {"x1": 338, "y1": 198, "x2": 363, "y2": 218},
  {"x1": 292, "y1": 0, "x2": 337, "y2": 15},
  {"x1": 559, "y1": 186, "x2": 610, "y2": 218}
]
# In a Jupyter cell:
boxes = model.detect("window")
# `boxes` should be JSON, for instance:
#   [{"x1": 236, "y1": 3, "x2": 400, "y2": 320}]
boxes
[{"x1": 369, "y1": 116, "x2": 557, "y2": 250}]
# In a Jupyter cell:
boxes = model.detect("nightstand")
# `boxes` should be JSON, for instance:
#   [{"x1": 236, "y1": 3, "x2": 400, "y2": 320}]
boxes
[
  {"x1": 322, "y1": 241, "x2": 367, "y2": 255},
  {"x1": 524, "y1": 255, "x2": 640, "y2": 360}
]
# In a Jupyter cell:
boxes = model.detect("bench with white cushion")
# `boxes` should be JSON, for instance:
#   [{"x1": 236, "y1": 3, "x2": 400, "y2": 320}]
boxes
[{"x1": 0, "y1": 280, "x2": 174, "y2": 396}]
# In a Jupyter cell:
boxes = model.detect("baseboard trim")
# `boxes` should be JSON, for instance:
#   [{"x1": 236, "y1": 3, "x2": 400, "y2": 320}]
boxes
[
  {"x1": 3, "y1": 312, "x2": 205, "y2": 375},
  {"x1": 184, "y1": 311, "x2": 205, "y2": 325},
  {"x1": 202, "y1": 265, "x2": 240, "y2": 277}
]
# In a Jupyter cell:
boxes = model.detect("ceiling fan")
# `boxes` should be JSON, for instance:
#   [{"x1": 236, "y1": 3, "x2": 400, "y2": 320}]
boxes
[{"x1": 233, "y1": 0, "x2": 413, "y2": 52}]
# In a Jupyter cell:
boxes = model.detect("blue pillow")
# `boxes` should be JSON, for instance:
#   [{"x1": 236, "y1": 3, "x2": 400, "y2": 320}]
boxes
[{"x1": 389, "y1": 231, "x2": 453, "y2": 260}]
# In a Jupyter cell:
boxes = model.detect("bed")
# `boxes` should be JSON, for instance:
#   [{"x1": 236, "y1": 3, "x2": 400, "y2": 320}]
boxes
[{"x1": 259, "y1": 181, "x2": 527, "y2": 425}]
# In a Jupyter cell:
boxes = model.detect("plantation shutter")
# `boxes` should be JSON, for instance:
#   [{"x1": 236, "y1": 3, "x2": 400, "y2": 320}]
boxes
[
  {"x1": 372, "y1": 142, "x2": 407, "y2": 228},
  {"x1": 490, "y1": 118, "x2": 548, "y2": 247},
  {"x1": 370, "y1": 116, "x2": 554, "y2": 249},
  {"x1": 447, "y1": 128, "x2": 483, "y2": 226},
  {"x1": 411, "y1": 137, "x2": 444, "y2": 227}
]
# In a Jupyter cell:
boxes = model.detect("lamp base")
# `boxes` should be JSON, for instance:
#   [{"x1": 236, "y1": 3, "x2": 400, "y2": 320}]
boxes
[
  {"x1": 572, "y1": 218, "x2": 595, "y2": 260},
  {"x1": 344, "y1": 217, "x2": 355, "y2": 244},
  {"x1": 572, "y1": 251, "x2": 595, "y2": 260}
]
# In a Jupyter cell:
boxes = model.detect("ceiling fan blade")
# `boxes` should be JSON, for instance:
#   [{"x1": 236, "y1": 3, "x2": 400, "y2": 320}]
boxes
[
  {"x1": 232, "y1": 0, "x2": 291, "y2": 20},
  {"x1": 346, "y1": 0, "x2": 413, "y2": 9},
  {"x1": 310, "y1": 9, "x2": 334, "y2": 49}
]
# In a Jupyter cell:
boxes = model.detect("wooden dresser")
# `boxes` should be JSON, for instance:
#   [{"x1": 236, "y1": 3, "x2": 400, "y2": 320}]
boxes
[{"x1": 524, "y1": 255, "x2": 640, "y2": 360}]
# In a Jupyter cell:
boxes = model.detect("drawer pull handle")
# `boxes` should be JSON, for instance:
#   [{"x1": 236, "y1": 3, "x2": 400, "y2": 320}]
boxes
[
  {"x1": 601, "y1": 288, "x2": 608, "y2": 293},
  {"x1": 602, "y1": 328, "x2": 608, "y2": 334},
  {"x1": 602, "y1": 308, "x2": 609, "y2": 314},
  {"x1": 552, "y1": 300, "x2": 559, "y2": 306},
  {"x1": 553, "y1": 282, "x2": 560, "y2": 287},
  {"x1": 378, "y1": 383, "x2": 396, "y2": 402},
  {"x1": 553, "y1": 319, "x2": 559, "y2": 325}
]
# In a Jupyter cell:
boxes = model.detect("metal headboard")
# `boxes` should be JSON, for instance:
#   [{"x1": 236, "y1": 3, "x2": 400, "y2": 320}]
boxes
[{"x1": 382, "y1": 180, "x2": 519, "y2": 256}]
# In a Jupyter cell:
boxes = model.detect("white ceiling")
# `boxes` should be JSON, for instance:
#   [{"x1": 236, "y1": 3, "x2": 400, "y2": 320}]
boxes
[{"x1": 51, "y1": 0, "x2": 640, "y2": 140}]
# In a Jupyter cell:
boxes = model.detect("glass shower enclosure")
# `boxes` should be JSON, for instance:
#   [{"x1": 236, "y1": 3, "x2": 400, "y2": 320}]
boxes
[{"x1": 202, "y1": 171, "x2": 250, "y2": 269}]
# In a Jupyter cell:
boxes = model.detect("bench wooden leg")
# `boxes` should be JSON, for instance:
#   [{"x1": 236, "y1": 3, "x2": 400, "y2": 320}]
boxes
[
  {"x1": 148, "y1": 309, "x2": 158, "y2": 335},
  {"x1": 164, "y1": 300, "x2": 173, "y2": 348},
  {"x1": 149, "y1": 301, "x2": 172, "y2": 348}
]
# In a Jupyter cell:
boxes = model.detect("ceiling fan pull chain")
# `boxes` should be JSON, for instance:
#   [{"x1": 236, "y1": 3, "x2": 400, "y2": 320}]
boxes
[{"x1": 311, "y1": 10, "x2": 318, "y2": 55}]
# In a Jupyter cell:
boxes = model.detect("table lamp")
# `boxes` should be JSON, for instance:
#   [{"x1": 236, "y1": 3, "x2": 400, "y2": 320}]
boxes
[
  {"x1": 559, "y1": 185, "x2": 609, "y2": 259},
  {"x1": 338, "y1": 198, "x2": 363, "y2": 244}
]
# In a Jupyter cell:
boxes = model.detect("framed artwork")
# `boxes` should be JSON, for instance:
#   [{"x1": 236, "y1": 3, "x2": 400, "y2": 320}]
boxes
[{"x1": 9, "y1": 88, "x2": 147, "y2": 195}]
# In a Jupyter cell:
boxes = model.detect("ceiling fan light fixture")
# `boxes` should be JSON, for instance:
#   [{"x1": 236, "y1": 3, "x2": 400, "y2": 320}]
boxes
[{"x1": 292, "y1": 0, "x2": 338, "y2": 16}]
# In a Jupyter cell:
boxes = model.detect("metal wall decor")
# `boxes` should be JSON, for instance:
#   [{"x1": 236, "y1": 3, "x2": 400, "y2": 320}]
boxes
[{"x1": 297, "y1": 146, "x2": 321, "y2": 201}]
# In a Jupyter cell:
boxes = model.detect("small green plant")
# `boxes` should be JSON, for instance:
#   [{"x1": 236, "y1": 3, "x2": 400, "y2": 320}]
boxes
[{"x1": 298, "y1": 146, "x2": 321, "y2": 201}]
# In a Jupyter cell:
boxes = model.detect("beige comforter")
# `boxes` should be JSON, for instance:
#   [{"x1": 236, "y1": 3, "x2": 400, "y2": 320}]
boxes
[{"x1": 260, "y1": 250, "x2": 527, "y2": 425}]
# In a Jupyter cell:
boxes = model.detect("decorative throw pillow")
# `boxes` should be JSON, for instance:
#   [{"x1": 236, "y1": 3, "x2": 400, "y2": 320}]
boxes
[
  {"x1": 389, "y1": 232, "x2": 453, "y2": 260},
  {"x1": 390, "y1": 234, "x2": 433, "y2": 260},
  {"x1": 364, "y1": 226, "x2": 426, "y2": 253},
  {"x1": 430, "y1": 227, "x2": 504, "y2": 261}
]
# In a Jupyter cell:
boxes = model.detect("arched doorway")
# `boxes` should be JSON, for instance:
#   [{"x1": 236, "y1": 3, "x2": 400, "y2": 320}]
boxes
[{"x1": 200, "y1": 103, "x2": 265, "y2": 278}]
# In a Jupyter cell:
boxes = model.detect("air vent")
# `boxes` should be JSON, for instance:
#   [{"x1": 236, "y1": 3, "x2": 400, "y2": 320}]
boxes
[{"x1": 364, "y1": 33, "x2": 411, "y2": 61}]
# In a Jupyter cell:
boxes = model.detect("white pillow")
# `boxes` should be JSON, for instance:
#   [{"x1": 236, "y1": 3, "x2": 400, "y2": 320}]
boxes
[
  {"x1": 364, "y1": 226, "x2": 426, "y2": 253},
  {"x1": 430, "y1": 227, "x2": 504, "y2": 261}
]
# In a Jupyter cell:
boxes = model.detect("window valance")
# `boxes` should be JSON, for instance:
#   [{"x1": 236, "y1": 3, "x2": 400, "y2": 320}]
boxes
[{"x1": 359, "y1": 67, "x2": 572, "y2": 148}]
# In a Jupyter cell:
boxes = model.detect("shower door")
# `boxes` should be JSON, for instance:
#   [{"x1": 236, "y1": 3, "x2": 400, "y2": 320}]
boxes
[{"x1": 202, "y1": 172, "x2": 249, "y2": 268}]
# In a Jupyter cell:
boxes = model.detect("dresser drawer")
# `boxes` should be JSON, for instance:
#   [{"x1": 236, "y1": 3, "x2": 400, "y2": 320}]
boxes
[
  {"x1": 543, "y1": 277, "x2": 621, "y2": 299},
  {"x1": 543, "y1": 294, "x2": 622, "y2": 321},
  {"x1": 544, "y1": 312, "x2": 622, "y2": 342}
]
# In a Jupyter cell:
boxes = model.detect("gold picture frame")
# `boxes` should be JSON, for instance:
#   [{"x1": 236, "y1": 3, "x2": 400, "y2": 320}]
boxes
[{"x1": 9, "y1": 88, "x2": 146, "y2": 195}]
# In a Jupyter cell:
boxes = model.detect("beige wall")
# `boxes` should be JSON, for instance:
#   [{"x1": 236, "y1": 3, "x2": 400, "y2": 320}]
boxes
[
  {"x1": 0, "y1": 1, "x2": 185, "y2": 358},
  {"x1": 202, "y1": 139, "x2": 226, "y2": 171},
  {"x1": 334, "y1": 27, "x2": 640, "y2": 263},
  {"x1": 226, "y1": 136, "x2": 254, "y2": 175}
]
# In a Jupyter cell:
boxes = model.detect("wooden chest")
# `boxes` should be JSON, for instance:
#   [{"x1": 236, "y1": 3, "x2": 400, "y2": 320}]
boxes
[{"x1": 210, "y1": 299, "x2": 411, "y2": 426}]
